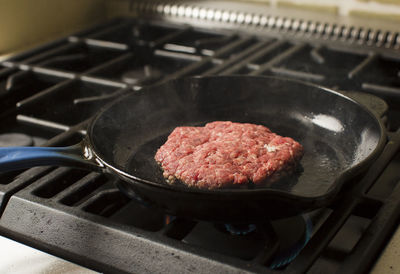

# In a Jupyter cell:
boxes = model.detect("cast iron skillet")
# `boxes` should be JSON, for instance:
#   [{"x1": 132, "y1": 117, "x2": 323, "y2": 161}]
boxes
[{"x1": 0, "y1": 76, "x2": 386, "y2": 223}]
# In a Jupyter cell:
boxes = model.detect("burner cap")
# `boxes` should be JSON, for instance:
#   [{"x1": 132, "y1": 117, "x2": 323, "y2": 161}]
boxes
[{"x1": 0, "y1": 133, "x2": 33, "y2": 147}]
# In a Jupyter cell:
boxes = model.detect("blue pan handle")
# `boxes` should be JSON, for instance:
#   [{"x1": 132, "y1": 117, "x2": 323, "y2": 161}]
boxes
[{"x1": 0, "y1": 143, "x2": 101, "y2": 173}]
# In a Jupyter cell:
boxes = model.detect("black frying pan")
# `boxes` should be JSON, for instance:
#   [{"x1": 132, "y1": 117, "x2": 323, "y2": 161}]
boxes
[{"x1": 0, "y1": 76, "x2": 386, "y2": 223}]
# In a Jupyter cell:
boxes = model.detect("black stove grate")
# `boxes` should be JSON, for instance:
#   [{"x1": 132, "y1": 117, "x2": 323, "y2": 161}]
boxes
[{"x1": 0, "y1": 18, "x2": 399, "y2": 273}]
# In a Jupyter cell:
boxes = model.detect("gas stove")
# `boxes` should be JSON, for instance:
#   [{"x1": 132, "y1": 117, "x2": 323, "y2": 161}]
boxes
[{"x1": 0, "y1": 2, "x2": 400, "y2": 273}]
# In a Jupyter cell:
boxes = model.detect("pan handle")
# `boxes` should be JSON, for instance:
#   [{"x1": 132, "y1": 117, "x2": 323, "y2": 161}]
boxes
[{"x1": 0, "y1": 143, "x2": 101, "y2": 173}]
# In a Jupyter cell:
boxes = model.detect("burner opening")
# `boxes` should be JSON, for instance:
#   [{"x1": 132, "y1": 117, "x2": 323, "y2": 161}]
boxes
[
  {"x1": 109, "y1": 199, "x2": 166, "y2": 232},
  {"x1": 33, "y1": 168, "x2": 90, "y2": 199},
  {"x1": 59, "y1": 174, "x2": 109, "y2": 207},
  {"x1": 82, "y1": 190, "x2": 130, "y2": 217}
]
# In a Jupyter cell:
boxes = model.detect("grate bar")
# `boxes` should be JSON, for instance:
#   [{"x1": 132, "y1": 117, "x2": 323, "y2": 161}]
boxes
[
  {"x1": 203, "y1": 40, "x2": 270, "y2": 75},
  {"x1": 348, "y1": 53, "x2": 378, "y2": 79},
  {"x1": 5, "y1": 70, "x2": 30, "y2": 91},
  {"x1": 79, "y1": 75, "x2": 127, "y2": 88},
  {"x1": 87, "y1": 20, "x2": 135, "y2": 40},
  {"x1": 32, "y1": 167, "x2": 89, "y2": 199},
  {"x1": 84, "y1": 38, "x2": 129, "y2": 51},
  {"x1": 31, "y1": 66, "x2": 75, "y2": 79},
  {"x1": 22, "y1": 43, "x2": 79, "y2": 64},
  {"x1": 0, "y1": 166, "x2": 55, "y2": 216},
  {"x1": 164, "y1": 37, "x2": 254, "y2": 81},
  {"x1": 78, "y1": 189, "x2": 130, "y2": 218},
  {"x1": 1, "y1": 61, "x2": 14, "y2": 68},
  {"x1": 195, "y1": 35, "x2": 234, "y2": 50},
  {"x1": 16, "y1": 79, "x2": 74, "y2": 108},
  {"x1": 211, "y1": 58, "x2": 223, "y2": 65},
  {"x1": 31, "y1": 167, "x2": 73, "y2": 191},
  {"x1": 310, "y1": 46, "x2": 325, "y2": 64},
  {"x1": 0, "y1": 67, "x2": 15, "y2": 78},
  {"x1": 38, "y1": 53, "x2": 87, "y2": 67},
  {"x1": 4, "y1": 62, "x2": 75, "y2": 79},
  {"x1": 338, "y1": 182, "x2": 400, "y2": 274},
  {"x1": 84, "y1": 52, "x2": 134, "y2": 75},
  {"x1": 161, "y1": 59, "x2": 211, "y2": 82},
  {"x1": 247, "y1": 63, "x2": 260, "y2": 71},
  {"x1": 220, "y1": 40, "x2": 286, "y2": 75},
  {"x1": 77, "y1": 189, "x2": 117, "y2": 210},
  {"x1": 150, "y1": 27, "x2": 191, "y2": 48},
  {"x1": 73, "y1": 88, "x2": 127, "y2": 105},
  {"x1": 53, "y1": 172, "x2": 105, "y2": 203},
  {"x1": 154, "y1": 49, "x2": 203, "y2": 61},
  {"x1": 270, "y1": 67, "x2": 325, "y2": 82},
  {"x1": 17, "y1": 115, "x2": 70, "y2": 132},
  {"x1": 213, "y1": 36, "x2": 251, "y2": 57},
  {"x1": 362, "y1": 83, "x2": 400, "y2": 98},
  {"x1": 42, "y1": 126, "x2": 85, "y2": 146},
  {"x1": 163, "y1": 43, "x2": 197, "y2": 54},
  {"x1": 250, "y1": 43, "x2": 306, "y2": 75}
]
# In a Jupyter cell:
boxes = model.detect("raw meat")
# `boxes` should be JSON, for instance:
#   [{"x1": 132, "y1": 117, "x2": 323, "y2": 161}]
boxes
[{"x1": 155, "y1": 121, "x2": 303, "y2": 189}]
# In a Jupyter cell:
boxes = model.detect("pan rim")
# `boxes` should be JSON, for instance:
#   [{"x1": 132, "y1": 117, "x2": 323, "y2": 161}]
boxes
[{"x1": 87, "y1": 75, "x2": 387, "y2": 201}]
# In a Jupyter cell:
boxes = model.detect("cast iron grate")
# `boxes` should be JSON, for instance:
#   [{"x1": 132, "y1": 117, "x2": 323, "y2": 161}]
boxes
[{"x1": 0, "y1": 18, "x2": 398, "y2": 273}]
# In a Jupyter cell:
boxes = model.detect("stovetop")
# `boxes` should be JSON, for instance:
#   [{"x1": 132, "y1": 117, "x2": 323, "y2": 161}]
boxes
[{"x1": 0, "y1": 18, "x2": 400, "y2": 273}]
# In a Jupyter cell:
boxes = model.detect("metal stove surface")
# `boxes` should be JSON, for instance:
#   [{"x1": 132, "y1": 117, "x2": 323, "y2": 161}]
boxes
[{"x1": 0, "y1": 18, "x2": 399, "y2": 273}]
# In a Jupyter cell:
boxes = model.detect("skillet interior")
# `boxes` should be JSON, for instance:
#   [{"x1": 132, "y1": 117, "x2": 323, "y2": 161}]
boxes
[{"x1": 90, "y1": 76, "x2": 384, "y2": 197}]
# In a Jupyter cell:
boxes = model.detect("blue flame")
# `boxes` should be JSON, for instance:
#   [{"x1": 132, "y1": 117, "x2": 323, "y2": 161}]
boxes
[{"x1": 269, "y1": 214, "x2": 313, "y2": 269}]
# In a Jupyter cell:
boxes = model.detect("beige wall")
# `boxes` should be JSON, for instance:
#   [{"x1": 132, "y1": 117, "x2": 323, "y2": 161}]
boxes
[{"x1": 0, "y1": 0, "x2": 106, "y2": 56}]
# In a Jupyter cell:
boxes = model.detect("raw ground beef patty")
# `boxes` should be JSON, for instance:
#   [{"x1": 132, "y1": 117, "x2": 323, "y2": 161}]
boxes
[{"x1": 154, "y1": 121, "x2": 304, "y2": 189}]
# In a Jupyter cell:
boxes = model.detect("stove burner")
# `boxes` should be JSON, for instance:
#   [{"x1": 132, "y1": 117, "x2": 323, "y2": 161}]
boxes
[
  {"x1": 222, "y1": 223, "x2": 257, "y2": 236},
  {"x1": 121, "y1": 65, "x2": 162, "y2": 85},
  {"x1": 0, "y1": 133, "x2": 33, "y2": 147},
  {"x1": 183, "y1": 215, "x2": 312, "y2": 268}
]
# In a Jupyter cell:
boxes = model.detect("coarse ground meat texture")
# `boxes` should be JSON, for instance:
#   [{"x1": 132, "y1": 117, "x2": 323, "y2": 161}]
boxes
[{"x1": 154, "y1": 121, "x2": 304, "y2": 190}]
